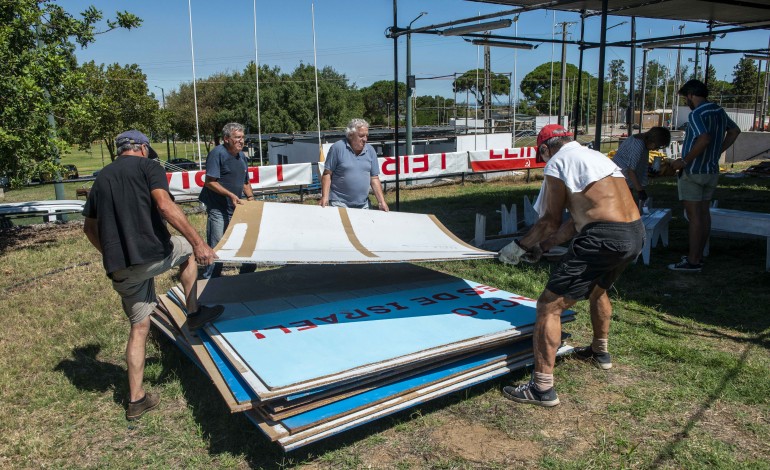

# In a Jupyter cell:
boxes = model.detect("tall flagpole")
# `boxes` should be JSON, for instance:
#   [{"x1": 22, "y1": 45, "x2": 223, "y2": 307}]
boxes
[
  {"x1": 253, "y1": 0, "x2": 263, "y2": 165},
  {"x1": 187, "y1": 0, "x2": 203, "y2": 169},
  {"x1": 312, "y1": 1, "x2": 323, "y2": 161}
]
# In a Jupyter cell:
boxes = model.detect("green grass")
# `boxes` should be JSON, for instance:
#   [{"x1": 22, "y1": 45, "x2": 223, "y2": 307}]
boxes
[{"x1": 1, "y1": 166, "x2": 769, "y2": 468}]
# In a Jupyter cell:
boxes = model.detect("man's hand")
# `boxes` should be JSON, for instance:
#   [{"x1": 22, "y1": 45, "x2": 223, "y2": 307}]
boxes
[
  {"x1": 499, "y1": 239, "x2": 527, "y2": 265},
  {"x1": 229, "y1": 193, "x2": 242, "y2": 207},
  {"x1": 521, "y1": 243, "x2": 543, "y2": 264},
  {"x1": 670, "y1": 158, "x2": 686, "y2": 171},
  {"x1": 379, "y1": 201, "x2": 389, "y2": 212},
  {"x1": 193, "y1": 243, "x2": 218, "y2": 266},
  {"x1": 320, "y1": 196, "x2": 329, "y2": 207}
]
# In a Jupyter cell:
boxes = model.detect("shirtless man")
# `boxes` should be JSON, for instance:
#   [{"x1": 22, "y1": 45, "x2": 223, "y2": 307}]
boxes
[{"x1": 498, "y1": 124, "x2": 645, "y2": 407}]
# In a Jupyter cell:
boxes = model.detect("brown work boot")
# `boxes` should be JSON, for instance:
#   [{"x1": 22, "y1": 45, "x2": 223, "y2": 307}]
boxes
[
  {"x1": 186, "y1": 304, "x2": 224, "y2": 330},
  {"x1": 126, "y1": 392, "x2": 160, "y2": 421}
]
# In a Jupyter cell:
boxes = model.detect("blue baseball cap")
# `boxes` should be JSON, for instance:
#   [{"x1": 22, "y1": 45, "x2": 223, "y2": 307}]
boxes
[{"x1": 115, "y1": 130, "x2": 158, "y2": 159}]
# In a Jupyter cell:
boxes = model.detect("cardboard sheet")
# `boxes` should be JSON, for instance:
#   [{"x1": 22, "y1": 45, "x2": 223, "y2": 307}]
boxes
[{"x1": 213, "y1": 201, "x2": 494, "y2": 264}]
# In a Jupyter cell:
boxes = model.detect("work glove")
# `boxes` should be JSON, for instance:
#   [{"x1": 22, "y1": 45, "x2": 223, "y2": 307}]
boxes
[
  {"x1": 521, "y1": 243, "x2": 544, "y2": 264},
  {"x1": 637, "y1": 189, "x2": 648, "y2": 201},
  {"x1": 499, "y1": 239, "x2": 527, "y2": 266}
]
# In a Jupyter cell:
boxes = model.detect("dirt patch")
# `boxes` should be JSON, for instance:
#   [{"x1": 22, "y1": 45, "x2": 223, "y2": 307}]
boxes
[
  {"x1": 697, "y1": 401, "x2": 770, "y2": 458},
  {"x1": 0, "y1": 221, "x2": 83, "y2": 254},
  {"x1": 432, "y1": 419, "x2": 540, "y2": 464}
]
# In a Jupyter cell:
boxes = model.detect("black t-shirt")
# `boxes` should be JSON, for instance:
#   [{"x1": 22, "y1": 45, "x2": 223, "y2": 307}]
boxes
[{"x1": 83, "y1": 155, "x2": 172, "y2": 275}]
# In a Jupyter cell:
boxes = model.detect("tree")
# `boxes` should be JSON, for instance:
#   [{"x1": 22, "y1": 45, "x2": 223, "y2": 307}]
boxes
[
  {"x1": 360, "y1": 80, "x2": 406, "y2": 126},
  {"x1": 414, "y1": 95, "x2": 455, "y2": 126},
  {"x1": 66, "y1": 61, "x2": 160, "y2": 160},
  {"x1": 520, "y1": 62, "x2": 604, "y2": 123},
  {"x1": 452, "y1": 69, "x2": 510, "y2": 108},
  {"x1": 0, "y1": 1, "x2": 140, "y2": 186},
  {"x1": 732, "y1": 57, "x2": 759, "y2": 109},
  {"x1": 637, "y1": 60, "x2": 670, "y2": 110}
]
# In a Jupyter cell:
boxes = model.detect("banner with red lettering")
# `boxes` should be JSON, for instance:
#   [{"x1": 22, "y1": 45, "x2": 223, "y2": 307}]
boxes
[
  {"x1": 376, "y1": 151, "x2": 468, "y2": 182},
  {"x1": 167, "y1": 163, "x2": 313, "y2": 198},
  {"x1": 468, "y1": 147, "x2": 543, "y2": 172}
]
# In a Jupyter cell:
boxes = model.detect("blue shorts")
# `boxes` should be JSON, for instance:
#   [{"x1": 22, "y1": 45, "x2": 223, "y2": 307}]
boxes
[{"x1": 546, "y1": 220, "x2": 645, "y2": 300}]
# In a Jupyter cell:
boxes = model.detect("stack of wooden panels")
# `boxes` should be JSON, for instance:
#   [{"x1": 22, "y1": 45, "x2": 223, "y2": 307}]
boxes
[{"x1": 151, "y1": 264, "x2": 574, "y2": 451}]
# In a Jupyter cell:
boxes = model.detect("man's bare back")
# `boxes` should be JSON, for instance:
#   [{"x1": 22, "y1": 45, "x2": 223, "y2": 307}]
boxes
[{"x1": 567, "y1": 175, "x2": 640, "y2": 232}]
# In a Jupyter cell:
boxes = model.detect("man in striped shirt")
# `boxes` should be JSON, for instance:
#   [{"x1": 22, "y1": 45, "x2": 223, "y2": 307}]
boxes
[
  {"x1": 669, "y1": 79, "x2": 740, "y2": 272},
  {"x1": 611, "y1": 127, "x2": 671, "y2": 206}
]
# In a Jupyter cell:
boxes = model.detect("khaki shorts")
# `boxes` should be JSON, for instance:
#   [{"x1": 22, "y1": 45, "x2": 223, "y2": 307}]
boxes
[
  {"x1": 110, "y1": 236, "x2": 193, "y2": 324},
  {"x1": 678, "y1": 172, "x2": 719, "y2": 201}
]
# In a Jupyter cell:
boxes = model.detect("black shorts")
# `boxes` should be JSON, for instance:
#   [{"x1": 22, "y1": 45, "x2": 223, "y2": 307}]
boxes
[{"x1": 546, "y1": 219, "x2": 645, "y2": 300}]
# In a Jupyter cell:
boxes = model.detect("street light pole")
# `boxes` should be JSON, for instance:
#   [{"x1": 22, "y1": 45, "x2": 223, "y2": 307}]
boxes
[
  {"x1": 155, "y1": 86, "x2": 172, "y2": 162},
  {"x1": 406, "y1": 12, "x2": 427, "y2": 157}
]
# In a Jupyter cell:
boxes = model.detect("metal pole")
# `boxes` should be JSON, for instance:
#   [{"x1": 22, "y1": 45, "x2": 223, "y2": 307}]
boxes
[
  {"x1": 704, "y1": 21, "x2": 714, "y2": 88},
  {"x1": 34, "y1": 24, "x2": 65, "y2": 204},
  {"x1": 405, "y1": 12, "x2": 426, "y2": 158},
  {"x1": 673, "y1": 25, "x2": 685, "y2": 129},
  {"x1": 761, "y1": 53, "x2": 770, "y2": 131},
  {"x1": 753, "y1": 59, "x2": 762, "y2": 130},
  {"x1": 573, "y1": 12, "x2": 585, "y2": 138},
  {"x1": 392, "y1": 0, "x2": 400, "y2": 210},
  {"x1": 406, "y1": 30, "x2": 413, "y2": 154},
  {"x1": 593, "y1": 0, "x2": 609, "y2": 150},
  {"x1": 639, "y1": 48, "x2": 648, "y2": 134},
  {"x1": 627, "y1": 17, "x2": 636, "y2": 131},
  {"x1": 155, "y1": 86, "x2": 171, "y2": 162},
  {"x1": 558, "y1": 22, "x2": 570, "y2": 126}
]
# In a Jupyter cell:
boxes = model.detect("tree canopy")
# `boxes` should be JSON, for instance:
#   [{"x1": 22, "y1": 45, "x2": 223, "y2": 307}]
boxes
[
  {"x1": 453, "y1": 69, "x2": 511, "y2": 106},
  {"x1": 0, "y1": 1, "x2": 140, "y2": 186}
]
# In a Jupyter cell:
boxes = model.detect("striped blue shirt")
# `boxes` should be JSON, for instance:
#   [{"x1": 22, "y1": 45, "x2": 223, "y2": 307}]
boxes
[
  {"x1": 682, "y1": 102, "x2": 738, "y2": 174},
  {"x1": 611, "y1": 136, "x2": 648, "y2": 188}
]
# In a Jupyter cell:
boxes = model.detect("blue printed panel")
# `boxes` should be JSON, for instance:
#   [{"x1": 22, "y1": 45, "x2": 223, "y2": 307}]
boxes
[{"x1": 214, "y1": 280, "x2": 539, "y2": 389}]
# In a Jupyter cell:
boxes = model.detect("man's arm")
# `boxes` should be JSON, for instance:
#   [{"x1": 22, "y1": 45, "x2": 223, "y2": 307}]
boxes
[
  {"x1": 320, "y1": 170, "x2": 332, "y2": 207},
  {"x1": 151, "y1": 189, "x2": 217, "y2": 265},
  {"x1": 519, "y1": 175, "x2": 569, "y2": 250},
  {"x1": 370, "y1": 176, "x2": 389, "y2": 212},
  {"x1": 242, "y1": 182, "x2": 254, "y2": 201},
  {"x1": 721, "y1": 126, "x2": 741, "y2": 153},
  {"x1": 83, "y1": 217, "x2": 102, "y2": 254},
  {"x1": 672, "y1": 133, "x2": 711, "y2": 170},
  {"x1": 203, "y1": 176, "x2": 242, "y2": 207},
  {"x1": 540, "y1": 217, "x2": 576, "y2": 253}
]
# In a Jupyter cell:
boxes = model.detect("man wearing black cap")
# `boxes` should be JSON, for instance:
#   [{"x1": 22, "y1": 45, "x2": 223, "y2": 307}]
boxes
[
  {"x1": 83, "y1": 130, "x2": 222, "y2": 420},
  {"x1": 498, "y1": 124, "x2": 644, "y2": 407}
]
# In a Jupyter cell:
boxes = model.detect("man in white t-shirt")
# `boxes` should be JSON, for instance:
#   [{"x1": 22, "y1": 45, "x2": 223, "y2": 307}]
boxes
[{"x1": 498, "y1": 124, "x2": 645, "y2": 407}]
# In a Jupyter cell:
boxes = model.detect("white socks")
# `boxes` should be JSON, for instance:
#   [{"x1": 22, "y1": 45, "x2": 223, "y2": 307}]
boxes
[
  {"x1": 533, "y1": 372, "x2": 554, "y2": 391},
  {"x1": 592, "y1": 338, "x2": 609, "y2": 354}
]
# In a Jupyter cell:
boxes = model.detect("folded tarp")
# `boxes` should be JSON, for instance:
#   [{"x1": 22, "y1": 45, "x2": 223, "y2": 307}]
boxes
[{"x1": 212, "y1": 201, "x2": 495, "y2": 264}]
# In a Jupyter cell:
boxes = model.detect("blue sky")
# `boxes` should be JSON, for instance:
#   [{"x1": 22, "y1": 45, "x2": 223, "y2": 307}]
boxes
[{"x1": 70, "y1": 1, "x2": 768, "y2": 103}]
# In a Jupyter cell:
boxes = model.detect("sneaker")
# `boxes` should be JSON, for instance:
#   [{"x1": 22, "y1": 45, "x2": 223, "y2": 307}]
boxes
[
  {"x1": 667, "y1": 257, "x2": 702, "y2": 272},
  {"x1": 186, "y1": 304, "x2": 224, "y2": 330},
  {"x1": 572, "y1": 346, "x2": 613, "y2": 370},
  {"x1": 126, "y1": 392, "x2": 160, "y2": 421},
  {"x1": 502, "y1": 381, "x2": 560, "y2": 407}
]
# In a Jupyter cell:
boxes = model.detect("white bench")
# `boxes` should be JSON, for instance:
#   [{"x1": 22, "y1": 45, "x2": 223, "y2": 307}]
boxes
[
  {"x1": 707, "y1": 207, "x2": 770, "y2": 271},
  {"x1": 639, "y1": 207, "x2": 672, "y2": 265}
]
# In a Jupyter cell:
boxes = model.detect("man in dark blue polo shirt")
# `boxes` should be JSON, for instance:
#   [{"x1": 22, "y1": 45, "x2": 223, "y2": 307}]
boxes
[
  {"x1": 320, "y1": 118, "x2": 389, "y2": 211},
  {"x1": 199, "y1": 122, "x2": 256, "y2": 278},
  {"x1": 669, "y1": 80, "x2": 740, "y2": 272}
]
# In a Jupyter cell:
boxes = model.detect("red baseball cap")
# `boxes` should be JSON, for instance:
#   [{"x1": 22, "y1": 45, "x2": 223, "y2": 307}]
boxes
[
  {"x1": 537, "y1": 124, "x2": 573, "y2": 147},
  {"x1": 536, "y1": 124, "x2": 573, "y2": 159}
]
